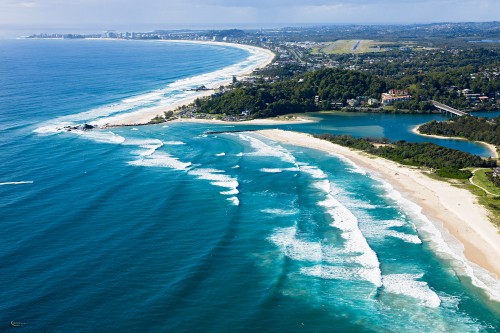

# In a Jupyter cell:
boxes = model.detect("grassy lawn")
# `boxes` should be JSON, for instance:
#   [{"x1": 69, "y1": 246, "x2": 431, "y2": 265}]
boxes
[
  {"x1": 472, "y1": 168, "x2": 500, "y2": 196},
  {"x1": 465, "y1": 183, "x2": 500, "y2": 227}
]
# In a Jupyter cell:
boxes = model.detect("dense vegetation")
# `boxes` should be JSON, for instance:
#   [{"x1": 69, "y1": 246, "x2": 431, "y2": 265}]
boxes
[
  {"x1": 435, "y1": 168, "x2": 473, "y2": 180},
  {"x1": 315, "y1": 134, "x2": 497, "y2": 173},
  {"x1": 419, "y1": 116, "x2": 500, "y2": 147},
  {"x1": 195, "y1": 46, "x2": 500, "y2": 117},
  {"x1": 195, "y1": 68, "x2": 387, "y2": 118}
]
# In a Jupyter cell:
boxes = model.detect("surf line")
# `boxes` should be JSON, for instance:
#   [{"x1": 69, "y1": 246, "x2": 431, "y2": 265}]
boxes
[{"x1": 0, "y1": 181, "x2": 34, "y2": 186}]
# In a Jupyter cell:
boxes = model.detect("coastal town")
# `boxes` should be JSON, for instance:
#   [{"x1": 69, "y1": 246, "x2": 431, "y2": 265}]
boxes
[
  {"x1": 28, "y1": 23, "x2": 500, "y2": 117},
  {"x1": 4, "y1": 0, "x2": 500, "y2": 326}
]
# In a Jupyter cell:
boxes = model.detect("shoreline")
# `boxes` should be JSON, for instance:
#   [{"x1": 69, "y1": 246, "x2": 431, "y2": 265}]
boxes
[
  {"x1": 412, "y1": 124, "x2": 499, "y2": 159},
  {"x1": 92, "y1": 41, "x2": 275, "y2": 127},
  {"x1": 170, "y1": 115, "x2": 316, "y2": 126},
  {"x1": 256, "y1": 129, "x2": 500, "y2": 300}
]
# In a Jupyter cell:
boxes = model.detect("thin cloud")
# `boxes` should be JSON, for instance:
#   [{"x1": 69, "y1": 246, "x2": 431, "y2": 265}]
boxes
[{"x1": 0, "y1": 0, "x2": 499, "y2": 27}]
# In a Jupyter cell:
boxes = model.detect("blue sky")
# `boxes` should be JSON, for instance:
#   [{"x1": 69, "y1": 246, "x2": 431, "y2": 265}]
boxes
[{"x1": 1, "y1": 0, "x2": 499, "y2": 30}]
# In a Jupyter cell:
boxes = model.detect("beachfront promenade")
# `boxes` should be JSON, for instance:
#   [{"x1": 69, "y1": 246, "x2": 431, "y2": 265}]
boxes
[{"x1": 431, "y1": 100, "x2": 469, "y2": 117}]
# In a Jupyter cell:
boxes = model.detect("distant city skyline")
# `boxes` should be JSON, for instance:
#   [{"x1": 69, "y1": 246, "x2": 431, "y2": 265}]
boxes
[{"x1": 0, "y1": 0, "x2": 499, "y2": 36}]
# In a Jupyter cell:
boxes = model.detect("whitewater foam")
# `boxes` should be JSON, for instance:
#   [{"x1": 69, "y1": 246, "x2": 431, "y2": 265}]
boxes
[
  {"x1": 301, "y1": 265, "x2": 382, "y2": 286},
  {"x1": 261, "y1": 208, "x2": 298, "y2": 216},
  {"x1": 314, "y1": 181, "x2": 382, "y2": 286},
  {"x1": 269, "y1": 227, "x2": 323, "y2": 262},
  {"x1": 0, "y1": 181, "x2": 34, "y2": 186},
  {"x1": 33, "y1": 42, "x2": 268, "y2": 135},
  {"x1": 129, "y1": 152, "x2": 191, "y2": 170},
  {"x1": 361, "y1": 218, "x2": 422, "y2": 245},
  {"x1": 382, "y1": 274, "x2": 441, "y2": 308},
  {"x1": 227, "y1": 196, "x2": 240, "y2": 206},
  {"x1": 260, "y1": 167, "x2": 298, "y2": 173},
  {"x1": 376, "y1": 178, "x2": 500, "y2": 302},
  {"x1": 188, "y1": 168, "x2": 239, "y2": 197},
  {"x1": 163, "y1": 141, "x2": 186, "y2": 145},
  {"x1": 239, "y1": 134, "x2": 296, "y2": 164}
]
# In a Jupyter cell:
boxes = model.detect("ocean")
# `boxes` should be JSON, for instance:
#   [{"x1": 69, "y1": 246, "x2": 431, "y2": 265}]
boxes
[{"x1": 0, "y1": 39, "x2": 499, "y2": 332}]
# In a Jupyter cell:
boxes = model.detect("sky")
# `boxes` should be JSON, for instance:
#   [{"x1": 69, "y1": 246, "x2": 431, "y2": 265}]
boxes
[{"x1": 0, "y1": 0, "x2": 499, "y2": 33}]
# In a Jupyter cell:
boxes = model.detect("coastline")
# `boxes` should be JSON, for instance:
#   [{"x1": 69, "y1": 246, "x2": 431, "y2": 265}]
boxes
[
  {"x1": 92, "y1": 41, "x2": 275, "y2": 127},
  {"x1": 412, "y1": 124, "x2": 499, "y2": 159},
  {"x1": 170, "y1": 115, "x2": 316, "y2": 125},
  {"x1": 256, "y1": 129, "x2": 500, "y2": 300}
]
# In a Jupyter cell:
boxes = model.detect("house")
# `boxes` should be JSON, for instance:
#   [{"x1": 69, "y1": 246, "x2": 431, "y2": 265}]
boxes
[
  {"x1": 381, "y1": 89, "x2": 411, "y2": 106},
  {"x1": 493, "y1": 167, "x2": 500, "y2": 178},
  {"x1": 347, "y1": 99, "x2": 360, "y2": 107}
]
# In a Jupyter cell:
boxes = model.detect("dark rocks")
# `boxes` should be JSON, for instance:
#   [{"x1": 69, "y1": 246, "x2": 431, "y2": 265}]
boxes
[{"x1": 63, "y1": 123, "x2": 95, "y2": 131}]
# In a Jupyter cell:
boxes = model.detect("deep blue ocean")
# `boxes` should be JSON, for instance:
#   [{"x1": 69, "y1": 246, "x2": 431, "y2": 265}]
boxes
[{"x1": 1, "y1": 39, "x2": 499, "y2": 332}]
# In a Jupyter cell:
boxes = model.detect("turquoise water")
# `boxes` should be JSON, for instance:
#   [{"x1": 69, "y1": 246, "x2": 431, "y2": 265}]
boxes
[{"x1": 1, "y1": 40, "x2": 499, "y2": 332}]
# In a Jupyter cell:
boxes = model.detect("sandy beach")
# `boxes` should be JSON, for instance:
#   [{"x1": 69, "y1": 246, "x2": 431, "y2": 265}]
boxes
[
  {"x1": 412, "y1": 124, "x2": 499, "y2": 159},
  {"x1": 170, "y1": 115, "x2": 316, "y2": 125},
  {"x1": 93, "y1": 41, "x2": 275, "y2": 127},
  {"x1": 257, "y1": 129, "x2": 500, "y2": 299}
]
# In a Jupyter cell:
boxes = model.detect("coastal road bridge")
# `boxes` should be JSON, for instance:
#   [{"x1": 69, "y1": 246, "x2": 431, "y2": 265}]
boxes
[{"x1": 431, "y1": 100, "x2": 470, "y2": 117}]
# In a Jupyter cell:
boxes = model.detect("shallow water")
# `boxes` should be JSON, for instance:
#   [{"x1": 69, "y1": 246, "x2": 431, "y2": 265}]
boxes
[{"x1": 0, "y1": 39, "x2": 499, "y2": 332}]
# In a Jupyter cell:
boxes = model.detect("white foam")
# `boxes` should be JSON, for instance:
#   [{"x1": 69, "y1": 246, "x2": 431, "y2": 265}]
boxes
[
  {"x1": 188, "y1": 168, "x2": 239, "y2": 194},
  {"x1": 301, "y1": 265, "x2": 382, "y2": 286},
  {"x1": 361, "y1": 219, "x2": 422, "y2": 245},
  {"x1": 329, "y1": 152, "x2": 367, "y2": 175},
  {"x1": 0, "y1": 181, "x2": 34, "y2": 186},
  {"x1": 239, "y1": 134, "x2": 296, "y2": 164},
  {"x1": 312, "y1": 179, "x2": 331, "y2": 193},
  {"x1": 122, "y1": 90, "x2": 164, "y2": 103},
  {"x1": 129, "y1": 152, "x2": 191, "y2": 170},
  {"x1": 216, "y1": 152, "x2": 226, "y2": 156},
  {"x1": 260, "y1": 167, "x2": 298, "y2": 173},
  {"x1": 33, "y1": 123, "x2": 72, "y2": 135},
  {"x1": 227, "y1": 196, "x2": 240, "y2": 206},
  {"x1": 345, "y1": 200, "x2": 380, "y2": 210},
  {"x1": 261, "y1": 208, "x2": 298, "y2": 216},
  {"x1": 78, "y1": 130, "x2": 126, "y2": 144},
  {"x1": 299, "y1": 163, "x2": 327, "y2": 179},
  {"x1": 131, "y1": 128, "x2": 139, "y2": 131},
  {"x1": 220, "y1": 189, "x2": 239, "y2": 195},
  {"x1": 382, "y1": 274, "x2": 441, "y2": 308},
  {"x1": 33, "y1": 43, "x2": 269, "y2": 133},
  {"x1": 377, "y1": 178, "x2": 500, "y2": 302},
  {"x1": 269, "y1": 227, "x2": 323, "y2": 262},
  {"x1": 318, "y1": 193, "x2": 382, "y2": 287},
  {"x1": 386, "y1": 231, "x2": 422, "y2": 244},
  {"x1": 163, "y1": 141, "x2": 185, "y2": 145},
  {"x1": 124, "y1": 139, "x2": 164, "y2": 157}
]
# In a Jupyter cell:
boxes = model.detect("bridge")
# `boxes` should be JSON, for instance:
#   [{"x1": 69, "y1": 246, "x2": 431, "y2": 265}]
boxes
[{"x1": 431, "y1": 100, "x2": 470, "y2": 117}]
